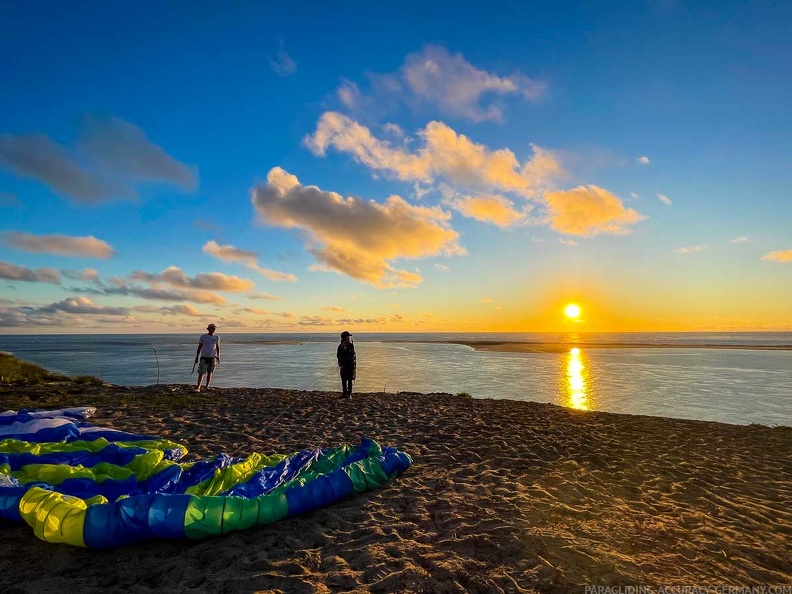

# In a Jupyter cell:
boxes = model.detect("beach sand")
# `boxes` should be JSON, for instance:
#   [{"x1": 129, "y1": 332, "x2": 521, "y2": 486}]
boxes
[{"x1": 1, "y1": 381, "x2": 790, "y2": 593}]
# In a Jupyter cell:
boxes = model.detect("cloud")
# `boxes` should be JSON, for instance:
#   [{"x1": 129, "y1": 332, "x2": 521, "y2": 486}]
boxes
[
  {"x1": 298, "y1": 315, "x2": 335, "y2": 326},
  {"x1": 275, "y1": 311, "x2": 296, "y2": 318},
  {"x1": 76, "y1": 277, "x2": 227, "y2": 305},
  {"x1": 446, "y1": 194, "x2": 526, "y2": 227},
  {"x1": 62, "y1": 268, "x2": 101, "y2": 284},
  {"x1": 202, "y1": 240, "x2": 258, "y2": 266},
  {"x1": 559, "y1": 238, "x2": 579, "y2": 247},
  {"x1": 268, "y1": 40, "x2": 297, "y2": 77},
  {"x1": 0, "y1": 134, "x2": 129, "y2": 202},
  {"x1": 637, "y1": 156, "x2": 651, "y2": 164},
  {"x1": 674, "y1": 245, "x2": 705, "y2": 254},
  {"x1": 480, "y1": 297, "x2": 493, "y2": 304},
  {"x1": 158, "y1": 304, "x2": 203, "y2": 316},
  {"x1": 79, "y1": 115, "x2": 197, "y2": 191},
  {"x1": 248, "y1": 291, "x2": 282, "y2": 300},
  {"x1": 38, "y1": 296, "x2": 129, "y2": 316},
  {"x1": 400, "y1": 46, "x2": 546, "y2": 122},
  {"x1": 251, "y1": 167, "x2": 464, "y2": 288},
  {"x1": 322, "y1": 306, "x2": 347, "y2": 312},
  {"x1": 658, "y1": 193, "x2": 672, "y2": 206},
  {"x1": 129, "y1": 265, "x2": 254, "y2": 292},
  {"x1": 762, "y1": 249, "x2": 792, "y2": 263},
  {"x1": 202, "y1": 240, "x2": 297, "y2": 282},
  {"x1": 544, "y1": 186, "x2": 646, "y2": 237},
  {"x1": 0, "y1": 261, "x2": 60, "y2": 283},
  {"x1": 0, "y1": 116, "x2": 197, "y2": 204},
  {"x1": 1, "y1": 232, "x2": 114, "y2": 258},
  {"x1": 339, "y1": 45, "x2": 545, "y2": 123},
  {"x1": 306, "y1": 112, "x2": 562, "y2": 198},
  {"x1": 236, "y1": 307, "x2": 269, "y2": 315},
  {"x1": 630, "y1": 192, "x2": 640, "y2": 199},
  {"x1": 731, "y1": 236, "x2": 749, "y2": 243}
]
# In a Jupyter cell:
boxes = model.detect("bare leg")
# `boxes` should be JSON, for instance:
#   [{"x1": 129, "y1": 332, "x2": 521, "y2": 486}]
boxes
[
  {"x1": 196, "y1": 374, "x2": 204, "y2": 392},
  {"x1": 205, "y1": 371, "x2": 213, "y2": 390}
]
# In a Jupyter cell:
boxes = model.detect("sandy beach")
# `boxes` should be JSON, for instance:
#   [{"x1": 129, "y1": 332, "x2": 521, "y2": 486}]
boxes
[{"x1": 1, "y1": 380, "x2": 791, "y2": 593}]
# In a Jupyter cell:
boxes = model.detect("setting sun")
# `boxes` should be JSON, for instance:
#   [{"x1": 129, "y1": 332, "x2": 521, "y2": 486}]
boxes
[{"x1": 565, "y1": 304, "x2": 581, "y2": 319}]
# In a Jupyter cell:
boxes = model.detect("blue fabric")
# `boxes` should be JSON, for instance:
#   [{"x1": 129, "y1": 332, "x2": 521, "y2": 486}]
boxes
[{"x1": 0, "y1": 445, "x2": 146, "y2": 471}]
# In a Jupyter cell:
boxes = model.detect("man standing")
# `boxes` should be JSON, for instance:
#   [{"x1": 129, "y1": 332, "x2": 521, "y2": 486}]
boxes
[{"x1": 195, "y1": 323, "x2": 220, "y2": 393}]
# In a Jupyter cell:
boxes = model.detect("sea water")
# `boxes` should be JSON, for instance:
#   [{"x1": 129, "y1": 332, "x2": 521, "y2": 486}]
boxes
[{"x1": 1, "y1": 333, "x2": 790, "y2": 427}]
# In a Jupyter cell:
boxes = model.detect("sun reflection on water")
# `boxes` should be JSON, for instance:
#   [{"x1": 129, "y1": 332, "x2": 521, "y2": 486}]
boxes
[{"x1": 566, "y1": 347, "x2": 588, "y2": 410}]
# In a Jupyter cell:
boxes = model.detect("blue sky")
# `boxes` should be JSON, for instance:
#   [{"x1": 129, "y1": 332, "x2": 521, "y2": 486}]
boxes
[{"x1": 1, "y1": 1, "x2": 790, "y2": 333}]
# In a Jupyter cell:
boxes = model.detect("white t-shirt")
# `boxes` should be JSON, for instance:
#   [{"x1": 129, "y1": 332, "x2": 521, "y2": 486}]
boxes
[{"x1": 198, "y1": 334, "x2": 219, "y2": 358}]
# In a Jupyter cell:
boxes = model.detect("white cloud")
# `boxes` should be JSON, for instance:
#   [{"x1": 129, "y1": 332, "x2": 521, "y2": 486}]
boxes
[
  {"x1": 560, "y1": 238, "x2": 579, "y2": 247},
  {"x1": 674, "y1": 245, "x2": 705, "y2": 254},
  {"x1": 544, "y1": 186, "x2": 646, "y2": 237},
  {"x1": 202, "y1": 240, "x2": 297, "y2": 282},
  {"x1": 306, "y1": 112, "x2": 562, "y2": 199},
  {"x1": 251, "y1": 167, "x2": 464, "y2": 288},
  {"x1": 630, "y1": 192, "x2": 640, "y2": 199},
  {"x1": 1, "y1": 232, "x2": 114, "y2": 258},
  {"x1": 637, "y1": 156, "x2": 651, "y2": 164},
  {"x1": 434, "y1": 263, "x2": 450, "y2": 272},
  {"x1": 658, "y1": 193, "x2": 672, "y2": 206},
  {"x1": 268, "y1": 40, "x2": 297, "y2": 77},
  {"x1": 731, "y1": 236, "x2": 749, "y2": 243},
  {"x1": 762, "y1": 249, "x2": 792, "y2": 263}
]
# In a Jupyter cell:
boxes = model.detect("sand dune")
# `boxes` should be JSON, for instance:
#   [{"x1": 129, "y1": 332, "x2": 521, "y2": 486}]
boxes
[{"x1": 1, "y1": 382, "x2": 790, "y2": 593}]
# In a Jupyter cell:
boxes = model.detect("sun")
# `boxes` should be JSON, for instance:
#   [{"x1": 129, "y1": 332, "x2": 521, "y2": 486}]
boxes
[{"x1": 564, "y1": 304, "x2": 581, "y2": 319}]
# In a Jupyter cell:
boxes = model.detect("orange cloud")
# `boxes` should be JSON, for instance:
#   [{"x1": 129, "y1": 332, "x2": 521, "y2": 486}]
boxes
[
  {"x1": 251, "y1": 168, "x2": 464, "y2": 288},
  {"x1": 130, "y1": 266, "x2": 254, "y2": 292},
  {"x1": 202, "y1": 240, "x2": 296, "y2": 282},
  {"x1": 544, "y1": 185, "x2": 646, "y2": 236},
  {"x1": 305, "y1": 112, "x2": 562, "y2": 198},
  {"x1": 762, "y1": 249, "x2": 792, "y2": 263},
  {"x1": 447, "y1": 194, "x2": 526, "y2": 227}
]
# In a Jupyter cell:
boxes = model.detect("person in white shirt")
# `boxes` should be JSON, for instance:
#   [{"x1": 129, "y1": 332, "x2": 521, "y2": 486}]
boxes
[{"x1": 195, "y1": 323, "x2": 220, "y2": 393}]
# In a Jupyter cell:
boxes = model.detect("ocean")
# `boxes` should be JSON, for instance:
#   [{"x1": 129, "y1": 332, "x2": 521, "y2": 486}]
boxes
[{"x1": 1, "y1": 332, "x2": 791, "y2": 427}]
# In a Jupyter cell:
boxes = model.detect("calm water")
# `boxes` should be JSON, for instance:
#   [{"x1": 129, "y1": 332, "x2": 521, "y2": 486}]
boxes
[{"x1": 1, "y1": 333, "x2": 791, "y2": 427}]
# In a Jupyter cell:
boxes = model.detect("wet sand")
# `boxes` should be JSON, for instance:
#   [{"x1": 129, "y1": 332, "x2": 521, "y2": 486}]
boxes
[{"x1": 1, "y1": 382, "x2": 791, "y2": 592}]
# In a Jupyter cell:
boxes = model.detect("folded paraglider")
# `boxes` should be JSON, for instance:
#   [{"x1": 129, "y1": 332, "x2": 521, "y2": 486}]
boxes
[{"x1": 0, "y1": 407, "x2": 411, "y2": 548}]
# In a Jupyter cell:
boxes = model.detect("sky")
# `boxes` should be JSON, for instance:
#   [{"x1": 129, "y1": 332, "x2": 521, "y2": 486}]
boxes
[{"x1": 1, "y1": 1, "x2": 790, "y2": 334}]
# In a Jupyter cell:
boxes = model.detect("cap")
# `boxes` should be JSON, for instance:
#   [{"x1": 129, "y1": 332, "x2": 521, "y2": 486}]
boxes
[{"x1": 340, "y1": 331, "x2": 351, "y2": 338}]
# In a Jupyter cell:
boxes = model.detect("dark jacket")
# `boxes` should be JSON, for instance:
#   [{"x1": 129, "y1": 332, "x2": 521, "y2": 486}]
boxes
[{"x1": 337, "y1": 342, "x2": 356, "y2": 378}]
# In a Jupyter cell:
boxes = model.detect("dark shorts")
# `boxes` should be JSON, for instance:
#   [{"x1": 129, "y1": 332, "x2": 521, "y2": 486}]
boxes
[{"x1": 198, "y1": 357, "x2": 216, "y2": 374}]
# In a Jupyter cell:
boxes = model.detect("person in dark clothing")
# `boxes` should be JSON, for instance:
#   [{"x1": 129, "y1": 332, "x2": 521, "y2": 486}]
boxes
[{"x1": 337, "y1": 331, "x2": 356, "y2": 399}]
